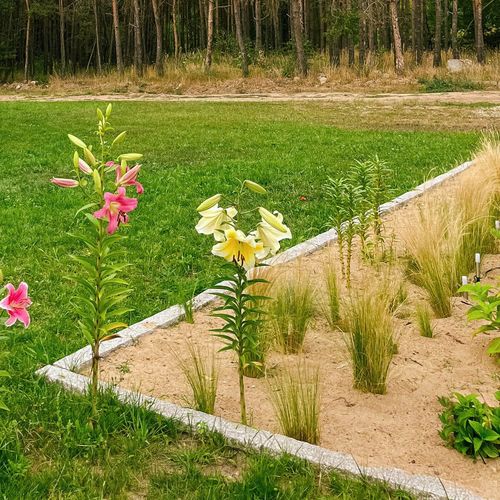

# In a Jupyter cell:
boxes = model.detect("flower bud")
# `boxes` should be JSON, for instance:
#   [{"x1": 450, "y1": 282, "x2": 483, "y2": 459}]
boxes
[
  {"x1": 67, "y1": 134, "x2": 86, "y2": 149},
  {"x1": 84, "y1": 148, "x2": 97, "y2": 167},
  {"x1": 259, "y1": 207, "x2": 287, "y2": 232},
  {"x1": 112, "y1": 131, "x2": 127, "y2": 146},
  {"x1": 196, "y1": 194, "x2": 222, "y2": 212},
  {"x1": 244, "y1": 180, "x2": 267, "y2": 194},
  {"x1": 78, "y1": 159, "x2": 92, "y2": 175},
  {"x1": 119, "y1": 153, "x2": 143, "y2": 162},
  {"x1": 51, "y1": 177, "x2": 79, "y2": 188}
]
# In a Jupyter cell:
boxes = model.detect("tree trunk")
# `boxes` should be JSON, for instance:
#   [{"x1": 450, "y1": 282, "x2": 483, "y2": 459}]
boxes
[
  {"x1": 346, "y1": 0, "x2": 354, "y2": 66},
  {"x1": 24, "y1": 0, "x2": 30, "y2": 81},
  {"x1": 255, "y1": 0, "x2": 262, "y2": 53},
  {"x1": 205, "y1": 0, "x2": 214, "y2": 69},
  {"x1": 59, "y1": 0, "x2": 66, "y2": 75},
  {"x1": 433, "y1": 0, "x2": 442, "y2": 66},
  {"x1": 472, "y1": 0, "x2": 485, "y2": 64},
  {"x1": 111, "y1": 0, "x2": 123, "y2": 74},
  {"x1": 233, "y1": 0, "x2": 249, "y2": 76},
  {"x1": 132, "y1": 0, "x2": 143, "y2": 76},
  {"x1": 389, "y1": 0, "x2": 404, "y2": 74},
  {"x1": 443, "y1": 0, "x2": 449, "y2": 51},
  {"x1": 291, "y1": 0, "x2": 307, "y2": 75},
  {"x1": 173, "y1": 0, "x2": 180, "y2": 59},
  {"x1": 413, "y1": 0, "x2": 423, "y2": 64},
  {"x1": 151, "y1": 0, "x2": 163, "y2": 75},
  {"x1": 451, "y1": 0, "x2": 458, "y2": 58},
  {"x1": 93, "y1": 0, "x2": 102, "y2": 73}
]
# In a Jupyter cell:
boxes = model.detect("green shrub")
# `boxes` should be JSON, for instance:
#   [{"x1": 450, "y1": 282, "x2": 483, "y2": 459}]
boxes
[{"x1": 439, "y1": 392, "x2": 500, "y2": 459}]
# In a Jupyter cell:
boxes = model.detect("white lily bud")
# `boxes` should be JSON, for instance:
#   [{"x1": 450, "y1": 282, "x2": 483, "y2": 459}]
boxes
[
  {"x1": 244, "y1": 179, "x2": 267, "y2": 194},
  {"x1": 68, "y1": 134, "x2": 86, "y2": 149},
  {"x1": 259, "y1": 207, "x2": 287, "y2": 233},
  {"x1": 197, "y1": 194, "x2": 222, "y2": 212}
]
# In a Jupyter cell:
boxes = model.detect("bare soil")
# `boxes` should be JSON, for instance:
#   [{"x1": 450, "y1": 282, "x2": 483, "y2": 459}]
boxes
[{"x1": 94, "y1": 165, "x2": 500, "y2": 499}]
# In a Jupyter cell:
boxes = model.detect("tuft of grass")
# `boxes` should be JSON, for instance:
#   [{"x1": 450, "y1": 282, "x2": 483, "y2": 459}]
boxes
[
  {"x1": 179, "y1": 344, "x2": 219, "y2": 414},
  {"x1": 323, "y1": 262, "x2": 341, "y2": 329},
  {"x1": 271, "y1": 274, "x2": 315, "y2": 354},
  {"x1": 416, "y1": 303, "x2": 434, "y2": 338},
  {"x1": 269, "y1": 364, "x2": 321, "y2": 445},
  {"x1": 343, "y1": 287, "x2": 395, "y2": 394},
  {"x1": 418, "y1": 75, "x2": 483, "y2": 93}
]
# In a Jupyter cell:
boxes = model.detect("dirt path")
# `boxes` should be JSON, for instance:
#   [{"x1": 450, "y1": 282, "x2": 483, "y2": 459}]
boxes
[{"x1": 1, "y1": 90, "x2": 499, "y2": 104}]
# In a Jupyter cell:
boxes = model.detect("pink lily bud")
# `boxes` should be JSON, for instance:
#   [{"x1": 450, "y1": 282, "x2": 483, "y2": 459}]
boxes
[
  {"x1": 78, "y1": 159, "x2": 93, "y2": 175},
  {"x1": 51, "y1": 178, "x2": 79, "y2": 188}
]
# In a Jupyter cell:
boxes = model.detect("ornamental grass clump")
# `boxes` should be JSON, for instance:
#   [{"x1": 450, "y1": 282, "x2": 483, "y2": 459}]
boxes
[
  {"x1": 322, "y1": 262, "x2": 341, "y2": 329},
  {"x1": 271, "y1": 274, "x2": 315, "y2": 354},
  {"x1": 416, "y1": 303, "x2": 434, "y2": 338},
  {"x1": 50, "y1": 104, "x2": 143, "y2": 422},
  {"x1": 195, "y1": 180, "x2": 291, "y2": 424},
  {"x1": 402, "y1": 203, "x2": 459, "y2": 318},
  {"x1": 343, "y1": 287, "x2": 395, "y2": 394},
  {"x1": 179, "y1": 344, "x2": 219, "y2": 414},
  {"x1": 269, "y1": 363, "x2": 320, "y2": 445}
]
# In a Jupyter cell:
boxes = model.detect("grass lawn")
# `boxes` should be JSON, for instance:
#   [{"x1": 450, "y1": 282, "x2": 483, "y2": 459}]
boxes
[{"x1": 0, "y1": 101, "x2": 480, "y2": 497}]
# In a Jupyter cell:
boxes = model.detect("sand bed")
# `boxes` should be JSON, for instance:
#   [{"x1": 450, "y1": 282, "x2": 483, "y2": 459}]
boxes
[{"x1": 93, "y1": 165, "x2": 500, "y2": 499}]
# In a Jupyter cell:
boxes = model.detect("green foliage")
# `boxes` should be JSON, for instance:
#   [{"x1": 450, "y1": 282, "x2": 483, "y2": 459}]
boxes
[
  {"x1": 459, "y1": 281, "x2": 500, "y2": 357},
  {"x1": 271, "y1": 277, "x2": 315, "y2": 353},
  {"x1": 0, "y1": 101, "x2": 479, "y2": 496},
  {"x1": 439, "y1": 393, "x2": 500, "y2": 459},
  {"x1": 211, "y1": 262, "x2": 268, "y2": 424},
  {"x1": 418, "y1": 76, "x2": 484, "y2": 93},
  {"x1": 269, "y1": 364, "x2": 321, "y2": 445}
]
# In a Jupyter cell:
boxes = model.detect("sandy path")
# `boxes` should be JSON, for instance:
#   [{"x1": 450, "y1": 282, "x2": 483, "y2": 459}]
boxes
[
  {"x1": 94, "y1": 163, "x2": 500, "y2": 499},
  {"x1": 0, "y1": 90, "x2": 499, "y2": 104}
]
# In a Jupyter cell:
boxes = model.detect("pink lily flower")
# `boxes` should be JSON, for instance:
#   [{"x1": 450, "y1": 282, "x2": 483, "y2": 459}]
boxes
[
  {"x1": 116, "y1": 164, "x2": 144, "y2": 194},
  {"x1": 0, "y1": 282, "x2": 32, "y2": 328},
  {"x1": 93, "y1": 187, "x2": 138, "y2": 234},
  {"x1": 51, "y1": 177, "x2": 79, "y2": 188}
]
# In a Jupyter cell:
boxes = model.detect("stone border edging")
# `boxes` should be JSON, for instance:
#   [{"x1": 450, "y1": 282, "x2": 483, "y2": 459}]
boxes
[{"x1": 37, "y1": 159, "x2": 483, "y2": 500}]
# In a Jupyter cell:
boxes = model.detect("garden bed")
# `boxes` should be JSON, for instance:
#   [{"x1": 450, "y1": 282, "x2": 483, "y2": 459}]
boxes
[{"x1": 88, "y1": 160, "x2": 499, "y2": 499}]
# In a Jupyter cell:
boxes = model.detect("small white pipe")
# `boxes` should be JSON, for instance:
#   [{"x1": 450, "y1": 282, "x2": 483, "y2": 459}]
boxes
[{"x1": 495, "y1": 220, "x2": 500, "y2": 230}]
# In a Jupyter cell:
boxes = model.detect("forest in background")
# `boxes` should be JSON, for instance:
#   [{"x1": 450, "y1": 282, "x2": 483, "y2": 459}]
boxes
[{"x1": 0, "y1": 0, "x2": 498, "y2": 83}]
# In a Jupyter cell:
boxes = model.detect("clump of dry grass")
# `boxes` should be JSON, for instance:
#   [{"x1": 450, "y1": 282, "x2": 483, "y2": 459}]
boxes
[
  {"x1": 270, "y1": 271, "x2": 315, "y2": 354},
  {"x1": 179, "y1": 343, "x2": 219, "y2": 414},
  {"x1": 269, "y1": 363, "x2": 320, "y2": 445},
  {"x1": 402, "y1": 139, "x2": 499, "y2": 318},
  {"x1": 343, "y1": 285, "x2": 395, "y2": 394}
]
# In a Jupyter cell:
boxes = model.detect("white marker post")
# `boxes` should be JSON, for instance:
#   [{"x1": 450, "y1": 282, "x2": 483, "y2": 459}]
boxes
[
  {"x1": 475, "y1": 253, "x2": 481, "y2": 282},
  {"x1": 496, "y1": 220, "x2": 500, "y2": 230},
  {"x1": 461, "y1": 275, "x2": 468, "y2": 300}
]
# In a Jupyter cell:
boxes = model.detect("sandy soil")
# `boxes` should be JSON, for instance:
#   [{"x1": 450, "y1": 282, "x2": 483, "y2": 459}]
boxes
[
  {"x1": 94, "y1": 165, "x2": 500, "y2": 499},
  {"x1": 1, "y1": 90, "x2": 500, "y2": 105}
]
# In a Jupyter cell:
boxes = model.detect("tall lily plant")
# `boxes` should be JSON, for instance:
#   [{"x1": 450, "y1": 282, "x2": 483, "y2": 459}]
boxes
[
  {"x1": 196, "y1": 180, "x2": 291, "y2": 424},
  {"x1": 0, "y1": 271, "x2": 32, "y2": 410},
  {"x1": 51, "y1": 104, "x2": 143, "y2": 421}
]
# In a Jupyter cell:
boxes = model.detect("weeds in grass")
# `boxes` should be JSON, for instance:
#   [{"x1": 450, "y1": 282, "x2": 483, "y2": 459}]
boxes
[
  {"x1": 179, "y1": 344, "x2": 219, "y2": 414},
  {"x1": 271, "y1": 274, "x2": 315, "y2": 353},
  {"x1": 323, "y1": 262, "x2": 341, "y2": 329},
  {"x1": 326, "y1": 177, "x2": 348, "y2": 278},
  {"x1": 343, "y1": 287, "x2": 395, "y2": 394},
  {"x1": 269, "y1": 364, "x2": 320, "y2": 445},
  {"x1": 416, "y1": 303, "x2": 434, "y2": 338},
  {"x1": 418, "y1": 76, "x2": 484, "y2": 93}
]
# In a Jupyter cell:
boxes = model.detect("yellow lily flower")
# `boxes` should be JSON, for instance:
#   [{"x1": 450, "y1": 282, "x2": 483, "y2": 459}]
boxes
[
  {"x1": 212, "y1": 228, "x2": 264, "y2": 269},
  {"x1": 195, "y1": 205, "x2": 237, "y2": 241},
  {"x1": 254, "y1": 211, "x2": 292, "y2": 258}
]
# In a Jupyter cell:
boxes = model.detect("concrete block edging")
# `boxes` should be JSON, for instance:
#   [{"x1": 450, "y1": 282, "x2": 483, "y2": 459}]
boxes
[{"x1": 37, "y1": 160, "x2": 482, "y2": 500}]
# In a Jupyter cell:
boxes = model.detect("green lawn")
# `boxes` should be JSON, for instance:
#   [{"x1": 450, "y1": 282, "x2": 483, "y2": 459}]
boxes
[{"x1": 0, "y1": 101, "x2": 478, "y2": 497}]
